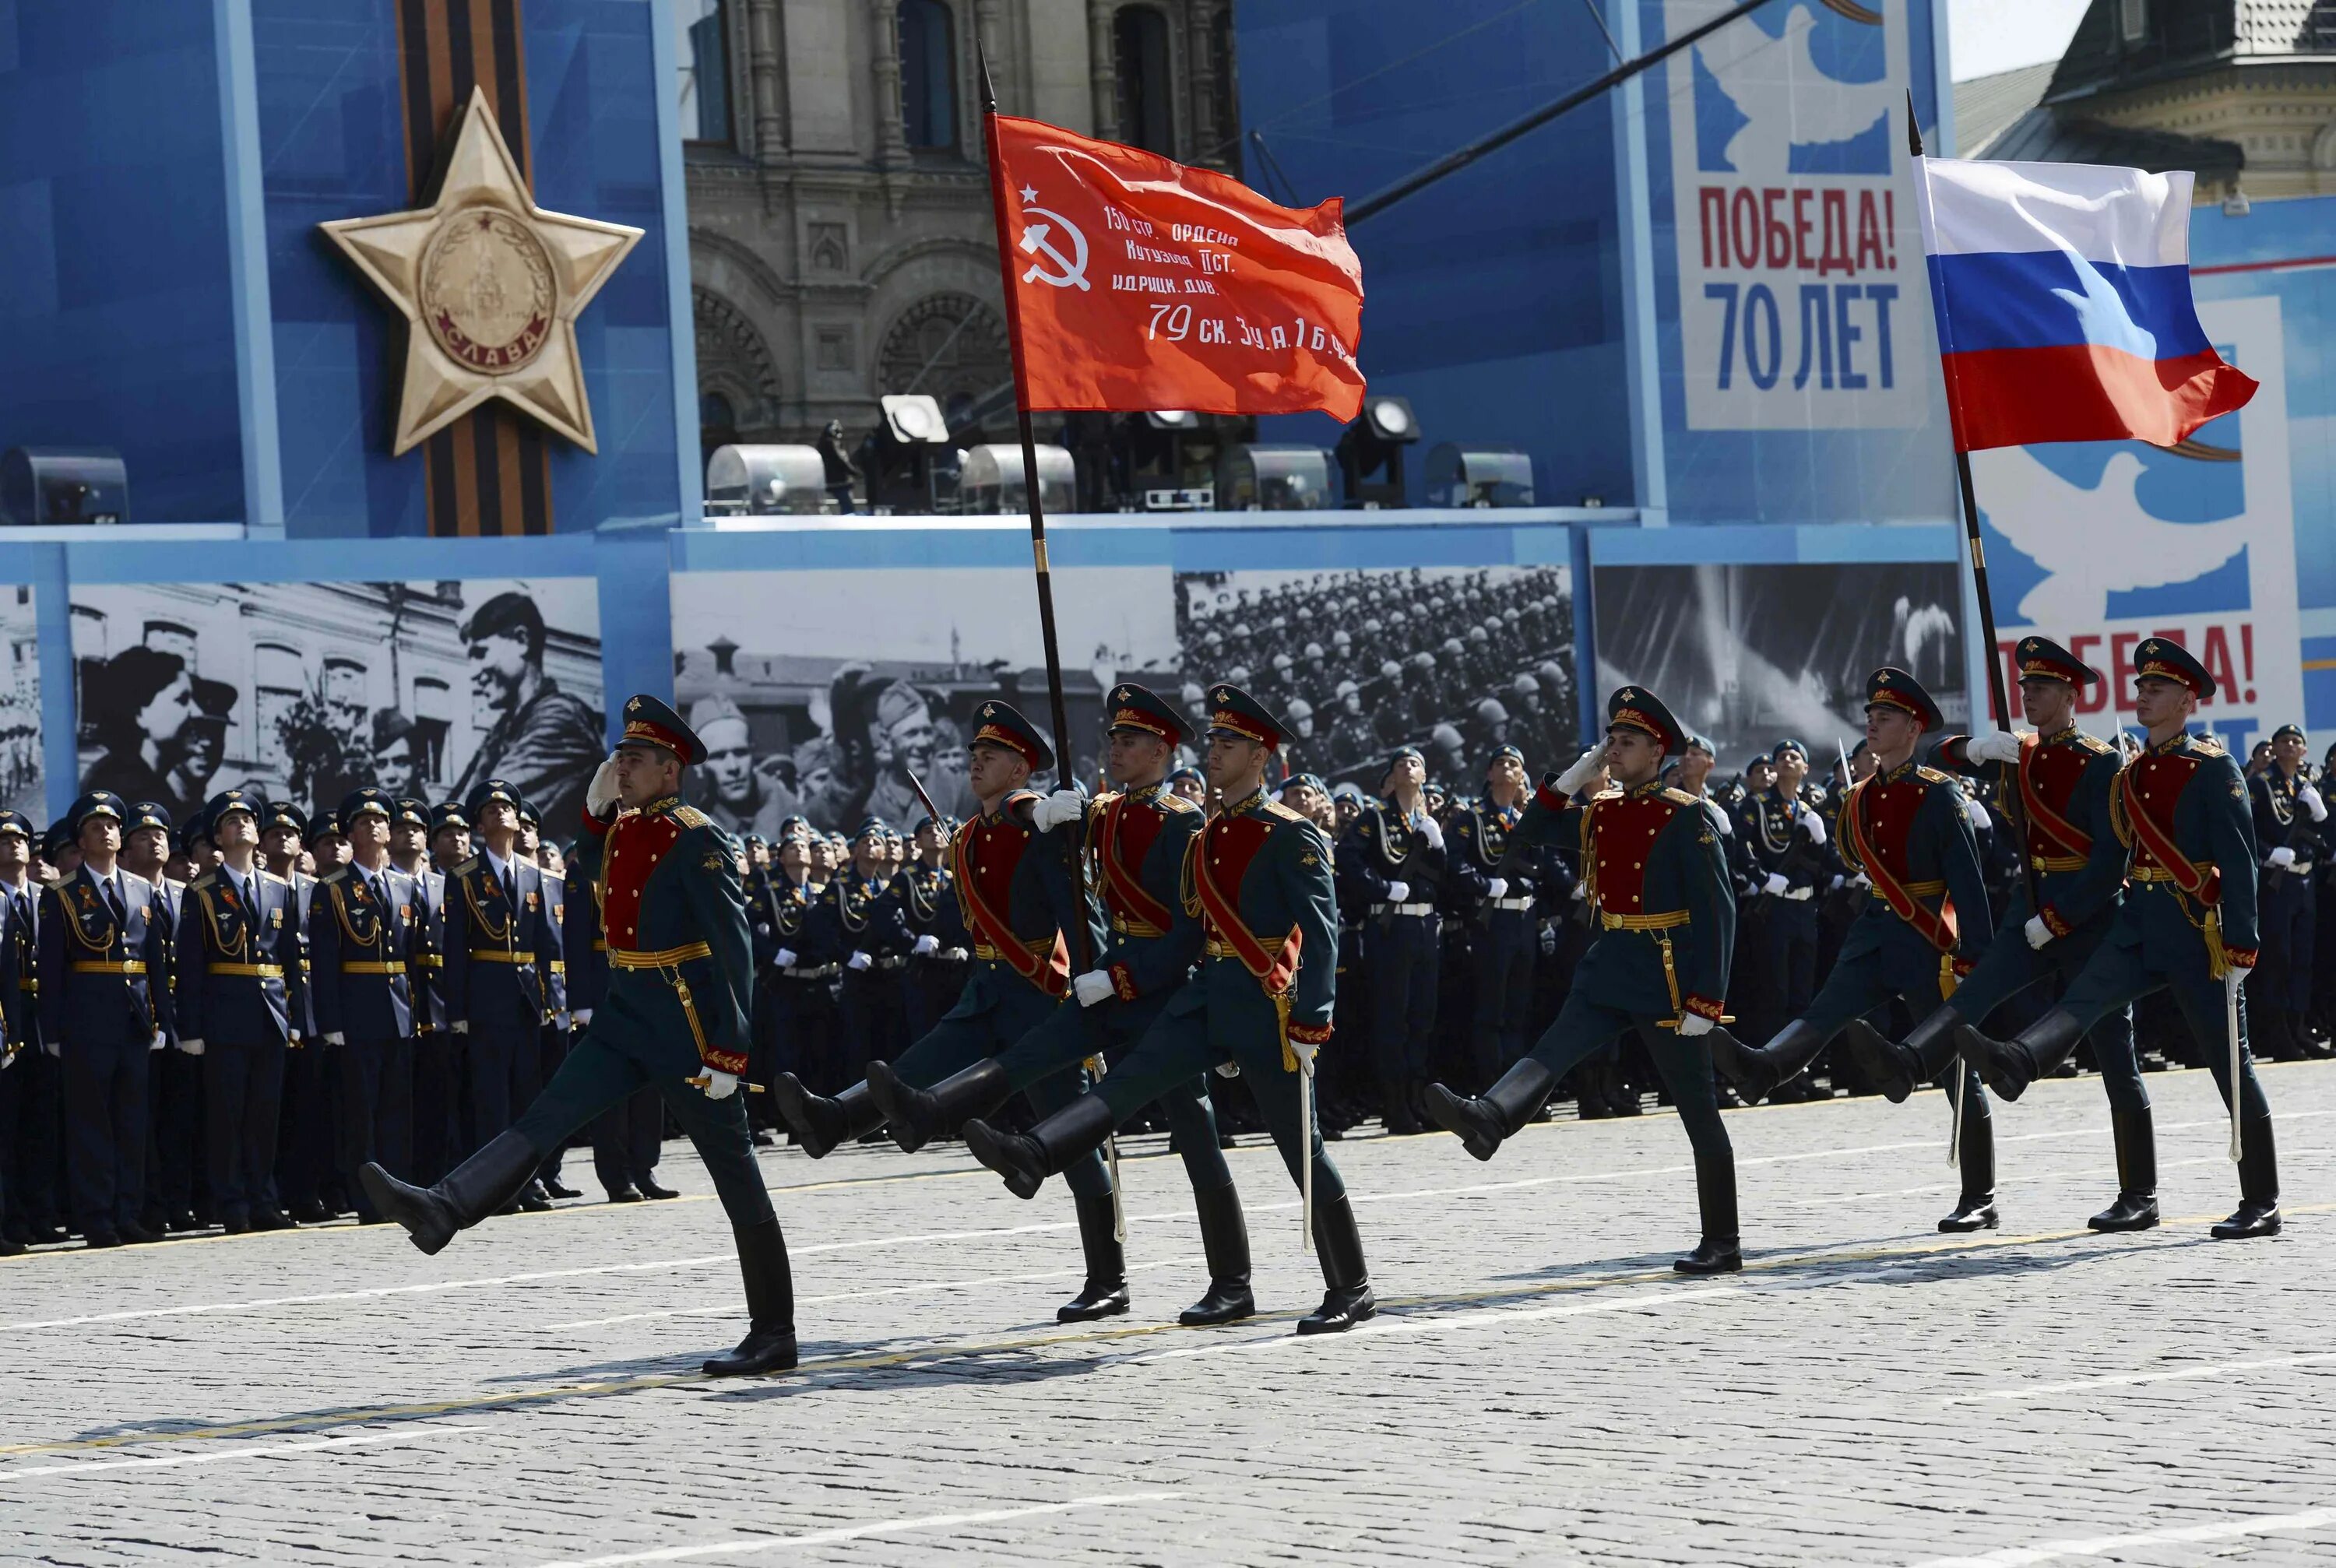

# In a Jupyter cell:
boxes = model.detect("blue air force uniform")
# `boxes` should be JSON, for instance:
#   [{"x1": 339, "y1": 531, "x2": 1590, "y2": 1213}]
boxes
[
  {"x1": 1711, "y1": 668, "x2": 2000, "y2": 1232},
  {"x1": 962, "y1": 685, "x2": 1376, "y2": 1336},
  {"x1": 311, "y1": 789, "x2": 421, "y2": 1215},
  {"x1": 443, "y1": 779, "x2": 562, "y2": 1153},
  {"x1": 404, "y1": 800, "x2": 461, "y2": 1185},
  {"x1": 1958, "y1": 639, "x2": 2281, "y2": 1239},
  {"x1": 40, "y1": 793, "x2": 174, "y2": 1243},
  {"x1": 174, "y1": 789, "x2": 305, "y2": 1229},
  {"x1": 1424, "y1": 687, "x2": 1743, "y2": 1273}
]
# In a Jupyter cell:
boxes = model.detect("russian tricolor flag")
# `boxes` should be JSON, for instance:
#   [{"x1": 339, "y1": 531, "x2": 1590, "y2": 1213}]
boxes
[{"x1": 1916, "y1": 156, "x2": 2257, "y2": 452}]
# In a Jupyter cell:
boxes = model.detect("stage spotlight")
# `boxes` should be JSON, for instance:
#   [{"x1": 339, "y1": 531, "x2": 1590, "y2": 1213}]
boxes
[{"x1": 1335, "y1": 393, "x2": 1419, "y2": 508}]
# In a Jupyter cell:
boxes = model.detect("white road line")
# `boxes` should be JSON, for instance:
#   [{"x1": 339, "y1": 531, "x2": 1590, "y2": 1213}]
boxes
[
  {"x1": 1912, "y1": 1505, "x2": 2336, "y2": 1566},
  {"x1": 0, "y1": 1423, "x2": 485, "y2": 1482},
  {"x1": 542, "y1": 1258, "x2": 1197, "y2": 1331},
  {"x1": 529, "y1": 1491, "x2": 1180, "y2": 1567},
  {"x1": 1945, "y1": 1350, "x2": 2336, "y2": 1405}
]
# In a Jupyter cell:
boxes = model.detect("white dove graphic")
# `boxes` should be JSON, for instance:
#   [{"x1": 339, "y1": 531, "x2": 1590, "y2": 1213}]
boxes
[
  {"x1": 1972, "y1": 447, "x2": 2250, "y2": 625},
  {"x1": 1695, "y1": 2, "x2": 1894, "y2": 181}
]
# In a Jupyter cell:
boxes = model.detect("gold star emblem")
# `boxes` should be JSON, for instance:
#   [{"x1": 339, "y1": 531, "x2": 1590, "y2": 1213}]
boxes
[
  {"x1": 982, "y1": 704, "x2": 997, "y2": 718},
  {"x1": 320, "y1": 88, "x2": 642, "y2": 455},
  {"x1": 627, "y1": 698, "x2": 641, "y2": 712},
  {"x1": 2143, "y1": 642, "x2": 2159, "y2": 654},
  {"x1": 1215, "y1": 688, "x2": 1231, "y2": 704}
]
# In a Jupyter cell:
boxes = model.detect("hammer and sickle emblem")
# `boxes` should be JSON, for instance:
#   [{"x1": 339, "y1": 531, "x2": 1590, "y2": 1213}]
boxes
[{"x1": 1018, "y1": 201, "x2": 1091, "y2": 292}]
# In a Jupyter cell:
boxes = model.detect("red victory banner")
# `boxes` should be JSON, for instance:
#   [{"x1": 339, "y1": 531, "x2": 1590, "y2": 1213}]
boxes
[{"x1": 982, "y1": 113, "x2": 1366, "y2": 420}]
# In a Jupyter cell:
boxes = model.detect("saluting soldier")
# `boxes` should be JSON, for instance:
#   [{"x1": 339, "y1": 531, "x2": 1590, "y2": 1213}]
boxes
[
  {"x1": 963, "y1": 685, "x2": 1374, "y2": 1334},
  {"x1": 1705, "y1": 669, "x2": 2000, "y2": 1234},
  {"x1": 2246, "y1": 722, "x2": 2323, "y2": 1059},
  {"x1": 311, "y1": 788, "x2": 423, "y2": 1221},
  {"x1": 1845, "y1": 638, "x2": 2148, "y2": 1230},
  {"x1": 574, "y1": 825, "x2": 670, "y2": 1204},
  {"x1": 173, "y1": 789, "x2": 305, "y2": 1233},
  {"x1": 365, "y1": 696, "x2": 797, "y2": 1376},
  {"x1": 443, "y1": 778, "x2": 561, "y2": 1183},
  {"x1": 1445, "y1": 745, "x2": 1544, "y2": 1092},
  {"x1": 39, "y1": 791, "x2": 173, "y2": 1246},
  {"x1": 1338, "y1": 745, "x2": 1448, "y2": 1134},
  {"x1": 1423, "y1": 688, "x2": 1741, "y2": 1274},
  {"x1": 870, "y1": 684, "x2": 1254, "y2": 1326},
  {"x1": 1957, "y1": 640, "x2": 2281, "y2": 1239}
]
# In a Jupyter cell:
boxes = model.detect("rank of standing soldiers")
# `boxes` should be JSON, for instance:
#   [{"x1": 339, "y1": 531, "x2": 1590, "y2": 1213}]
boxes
[{"x1": 0, "y1": 637, "x2": 2314, "y2": 1260}]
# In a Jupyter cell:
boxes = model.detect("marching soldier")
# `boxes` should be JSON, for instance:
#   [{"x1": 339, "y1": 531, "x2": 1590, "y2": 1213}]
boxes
[
  {"x1": 1446, "y1": 745, "x2": 1543, "y2": 1092},
  {"x1": 173, "y1": 789, "x2": 304, "y2": 1233},
  {"x1": 364, "y1": 695, "x2": 798, "y2": 1376},
  {"x1": 443, "y1": 779, "x2": 561, "y2": 1183},
  {"x1": 1705, "y1": 669, "x2": 2000, "y2": 1233},
  {"x1": 311, "y1": 789, "x2": 421, "y2": 1220},
  {"x1": 1957, "y1": 640, "x2": 2281, "y2": 1239},
  {"x1": 1845, "y1": 638, "x2": 2147, "y2": 1229},
  {"x1": 1339, "y1": 746, "x2": 1448, "y2": 1134},
  {"x1": 869, "y1": 683, "x2": 1254, "y2": 1326},
  {"x1": 769, "y1": 700, "x2": 1127, "y2": 1320},
  {"x1": 963, "y1": 685, "x2": 1374, "y2": 1334},
  {"x1": 2246, "y1": 723, "x2": 2323, "y2": 1059},
  {"x1": 574, "y1": 827, "x2": 670, "y2": 1204},
  {"x1": 1423, "y1": 688, "x2": 1741, "y2": 1274},
  {"x1": 39, "y1": 791, "x2": 173, "y2": 1246}
]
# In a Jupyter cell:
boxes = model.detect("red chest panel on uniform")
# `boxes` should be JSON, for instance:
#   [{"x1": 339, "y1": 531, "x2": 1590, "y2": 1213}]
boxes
[
  {"x1": 955, "y1": 814, "x2": 1033, "y2": 929},
  {"x1": 600, "y1": 813, "x2": 681, "y2": 947},
  {"x1": 1198, "y1": 815, "x2": 1272, "y2": 930},
  {"x1": 1855, "y1": 777, "x2": 1930, "y2": 883},
  {"x1": 2125, "y1": 752, "x2": 2203, "y2": 872},
  {"x1": 1099, "y1": 798, "x2": 1170, "y2": 920},
  {"x1": 1588, "y1": 793, "x2": 1680, "y2": 914}
]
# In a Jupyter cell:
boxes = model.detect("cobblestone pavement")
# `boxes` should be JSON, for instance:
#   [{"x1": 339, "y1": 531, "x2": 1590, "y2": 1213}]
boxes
[{"x1": 8, "y1": 1060, "x2": 2336, "y2": 1566}]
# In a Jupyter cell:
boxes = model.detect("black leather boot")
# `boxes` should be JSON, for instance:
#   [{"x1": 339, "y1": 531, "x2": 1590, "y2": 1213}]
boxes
[
  {"x1": 1959, "y1": 1007, "x2": 2083, "y2": 1103},
  {"x1": 769, "y1": 1075, "x2": 883, "y2": 1160},
  {"x1": 867, "y1": 1057, "x2": 1010, "y2": 1155},
  {"x1": 2212, "y1": 1111, "x2": 2281, "y2": 1238},
  {"x1": 704, "y1": 1217, "x2": 797, "y2": 1376},
  {"x1": 2089, "y1": 1106, "x2": 2160, "y2": 1232},
  {"x1": 1675, "y1": 1151, "x2": 1741, "y2": 1274},
  {"x1": 1937, "y1": 1076, "x2": 1998, "y2": 1232},
  {"x1": 966, "y1": 1093, "x2": 1118, "y2": 1201},
  {"x1": 1846, "y1": 1004, "x2": 1958, "y2": 1106},
  {"x1": 1421, "y1": 1059, "x2": 1554, "y2": 1161},
  {"x1": 1711, "y1": 1019, "x2": 1824, "y2": 1105},
  {"x1": 359, "y1": 1130, "x2": 540, "y2": 1257},
  {"x1": 1296, "y1": 1192, "x2": 1374, "y2": 1334},
  {"x1": 1057, "y1": 1192, "x2": 1131, "y2": 1323},
  {"x1": 1179, "y1": 1181, "x2": 1254, "y2": 1325}
]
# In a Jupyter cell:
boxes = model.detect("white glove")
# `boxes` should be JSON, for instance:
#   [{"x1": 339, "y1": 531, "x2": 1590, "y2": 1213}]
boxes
[
  {"x1": 452, "y1": 1020, "x2": 469, "y2": 1035},
  {"x1": 847, "y1": 951, "x2": 873, "y2": 972},
  {"x1": 1485, "y1": 877, "x2": 1509, "y2": 900},
  {"x1": 1830, "y1": 874, "x2": 1845, "y2": 891},
  {"x1": 177, "y1": 1037, "x2": 206, "y2": 1057},
  {"x1": 0, "y1": 1046, "x2": 16, "y2": 1070},
  {"x1": 1383, "y1": 880, "x2": 1411, "y2": 903},
  {"x1": 2301, "y1": 782, "x2": 2327, "y2": 821},
  {"x1": 1571, "y1": 883, "x2": 1588, "y2": 902},
  {"x1": 2226, "y1": 967, "x2": 2247, "y2": 1003},
  {"x1": 586, "y1": 756, "x2": 621, "y2": 817},
  {"x1": 1032, "y1": 789, "x2": 1085, "y2": 832},
  {"x1": 1676, "y1": 1013, "x2": 1714, "y2": 1038},
  {"x1": 2025, "y1": 915, "x2": 2053, "y2": 950},
  {"x1": 698, "y1": 1067, "x2": 740, "y2": 1100},
  {"x1": 572, "y1": 1009, "x2": 593, "y2": 1028},
  {"x1": 774, "y1": 947, "x2": 797, "y2": 968},
  {"x1": 1763, "y1": 873, "x2": 1789, "y2": 896},
  {"x1": 1213, "y1": 1060, "x2": 1241, "y2": 1078},
  {"x1": 1554, "y1": 747, "x2": 1602, "y2": 796},
  {"x1": 323, "y1": 1031, "x2": 346, "y2": 1046},
  {"x1": 1289, "y1": 1036, "x2": 1320, "y2": 1071},
  {"x1": 1799, "y1": 807, "x2": 1828, "y2": 847},
  {"x1": 1966, "y1": 730, "x2": 2027, "y2": 765},
  {"x1": 1072, "y1": 970, "x2": 1114, "y2": 1007},
  {"x1": 150, "y1": 1029, "x2": 166, "y2": 1052},
  {"x1": 42, "y1": 1038, "x2": 59, "y2": 1058},
  {"x1": 1965, "y1": 799, "x2": 1993, "y2": 832},
  {"x1": 1851, "y1": 873, "x2": 1872, "y2": 890},
  {"x1": 2270, "y1": 846, "x2": 2298, "y2": 869},
  {"x1": 1411, "y1": 814, "x2": 1444, "y2": 852},
  {"x1": 912, "y1": 933, "x2": 939, "y2": 956}
]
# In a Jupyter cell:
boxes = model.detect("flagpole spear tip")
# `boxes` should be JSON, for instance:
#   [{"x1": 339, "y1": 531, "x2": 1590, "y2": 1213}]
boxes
[
  {"x1": 1906, "y1": 86, "x2": 1923, "y2": 158},
  {"x1": 976, "y1": 37, "x2": 998, "y2": 114}
]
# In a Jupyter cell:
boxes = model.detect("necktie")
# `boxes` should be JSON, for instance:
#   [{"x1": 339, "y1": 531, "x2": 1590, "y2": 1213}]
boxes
[
  {"x1": 104, "y1": 875, "x2": 125, "y2": 925},
  {"x1": 503, "y1": 866, "x2": 518, "y2": 911}
]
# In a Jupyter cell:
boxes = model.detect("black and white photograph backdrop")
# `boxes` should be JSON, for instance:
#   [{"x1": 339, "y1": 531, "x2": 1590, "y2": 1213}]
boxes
[
  {"x1": 0, "y1": 583, "x2": 40, "y2": 819},
  {"x1": 71, "y1": 577, "x2": 603, "y2": 833},
  {"x1": 1173, "y1": 565, "x2": 1576, "y2": 790},
  {"x1": 669, "y1": 565, "x2": 1181, "y2": 836},
  {"x1": 1592, "y1": 561, "x2": 1967, "y2": 768}
]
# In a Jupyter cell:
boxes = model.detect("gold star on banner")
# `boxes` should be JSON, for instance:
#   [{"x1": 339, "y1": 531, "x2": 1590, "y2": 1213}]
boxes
[{"x1": 320, "y1": 88, "x2": 642, "y2": 455}]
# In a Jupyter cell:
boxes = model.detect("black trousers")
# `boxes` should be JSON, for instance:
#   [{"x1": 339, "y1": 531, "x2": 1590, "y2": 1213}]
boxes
[
  {"x1": 410, "y1": 1032, "x2": 463, "y2": 1184},
  {"x1": 335, "y1": 1035, "x2": 415, "y2": 1213},
  {"x1": 1468, "y1": 912, "x2": 1538, "y2": 1090},
  {"x1": 592, "y1": 1086, "x2": 664, "y2": 1194},
  {"x1": 146, "y1": 1046, "x2": 202, "y2": 1218},
  {"x1": 203, "y1": 1038, "x2": 286, "y2": 1222},
  {"x1": 1368, "y1": 912, "x2": 1441, "y2": 1094},
  {"x1": 273, "y1": 1039, "x2": 334, "y2": 1208},
  {"x1": 5, "y1": 1049, "x2": 64, "y2": 1228},
  {"x1": 838, "y1": 969, "x2": 909, "y2": 1076},
  {"x1": 462, "y1": 1024, "x2": 540, "y2": 1156},
  {"x1": 64, "y1": 1036, "x2": 148, "y2": 1236},
  {"x1": 516, "y1": 1036, "x2": 772, "y2": 1226}
]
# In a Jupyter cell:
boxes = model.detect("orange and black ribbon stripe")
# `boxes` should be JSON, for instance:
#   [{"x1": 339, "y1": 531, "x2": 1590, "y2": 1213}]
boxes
[{"x1": 396, "y1": 0, "x2": 553, "y2": 536}]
